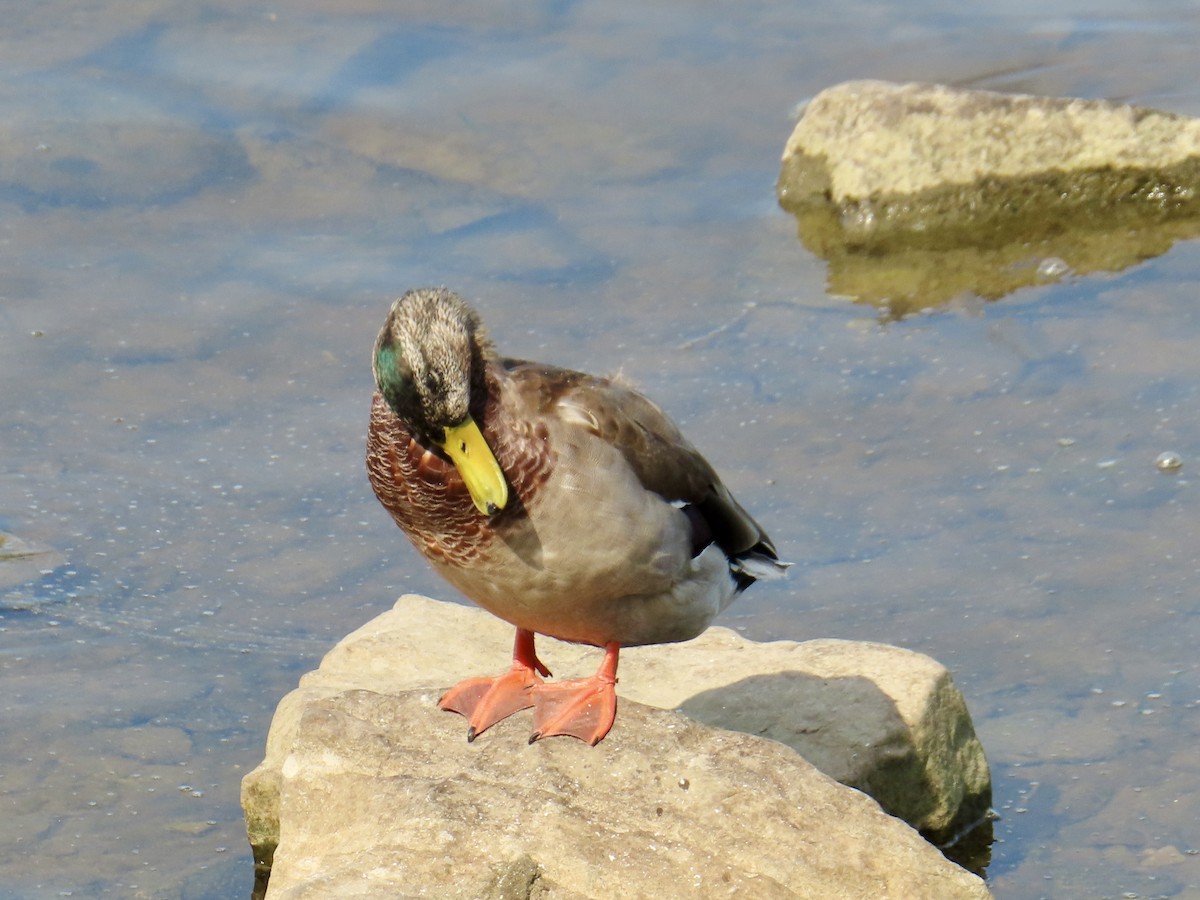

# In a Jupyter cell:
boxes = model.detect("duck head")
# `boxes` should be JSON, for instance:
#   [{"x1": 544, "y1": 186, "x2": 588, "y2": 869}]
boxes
[{"x1": 373, "y1": 288, "x2": 510, "y2": 516}]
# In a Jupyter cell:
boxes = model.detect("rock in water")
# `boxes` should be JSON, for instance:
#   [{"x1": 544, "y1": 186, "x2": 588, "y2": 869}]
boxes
[
  {"x1": 242, "y1": 595, "x2": 993, "y2": 898},
  {"x1": 777, "y1": 80, "x2": 1200, "y2": 315}
]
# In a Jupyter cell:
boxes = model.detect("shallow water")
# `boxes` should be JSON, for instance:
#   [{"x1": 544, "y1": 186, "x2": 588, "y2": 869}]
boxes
[{"x1": 2, "y1": 1, "x2": 1199, "y2": 897}]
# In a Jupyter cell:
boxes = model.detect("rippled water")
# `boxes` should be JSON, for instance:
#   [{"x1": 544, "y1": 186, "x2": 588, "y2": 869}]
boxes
[{"x1": 2, "y1": 2, "x2": 1199, "y2": 898}]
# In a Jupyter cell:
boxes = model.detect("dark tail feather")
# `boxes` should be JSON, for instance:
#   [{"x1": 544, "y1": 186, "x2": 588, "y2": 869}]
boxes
[
  {"x1": 688, "y1": 484, "x2": 791, "y2": 592},
  {"x1": 730, "y1": 544, "x2": 791, "y2": 592}
]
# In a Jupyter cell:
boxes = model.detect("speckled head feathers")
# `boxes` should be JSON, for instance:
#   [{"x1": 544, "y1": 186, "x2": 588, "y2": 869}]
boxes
[{"x1": 372, "y1": 288, "x2": 495, "y2": 438}]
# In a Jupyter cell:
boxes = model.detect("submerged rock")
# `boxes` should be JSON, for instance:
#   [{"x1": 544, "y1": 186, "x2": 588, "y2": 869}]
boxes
[
  {"x1": 777, "y1": 80, "x2": 1200, "y2": 316},
  {"x1": 0, "y1": 529, "x2": 65, "y2": 592},
  {"x1": 243, "y1": 594, "x2": 993, "y2": 898}
]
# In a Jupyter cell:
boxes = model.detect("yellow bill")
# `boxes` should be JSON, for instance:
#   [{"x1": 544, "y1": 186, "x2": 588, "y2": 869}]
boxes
[{"x1": 437, "y1": 416, "x2": 509, "y2": 516}]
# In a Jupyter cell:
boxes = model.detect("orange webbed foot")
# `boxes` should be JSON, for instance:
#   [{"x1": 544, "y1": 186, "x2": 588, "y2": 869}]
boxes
[
  {"x1": 439, "y1": 628, "x2": 551, "y2": 741},
  {"x1": 440, "y1": 668, "x2": 542, "y2": 741},
  {"x1": 529, "y1": 642, "x2": 619, "y2": 746}
]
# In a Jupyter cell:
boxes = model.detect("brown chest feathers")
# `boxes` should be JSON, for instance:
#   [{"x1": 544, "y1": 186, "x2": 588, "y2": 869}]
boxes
[{"x1": 365, "y1": 390, "x2": 553, "y2": 568}]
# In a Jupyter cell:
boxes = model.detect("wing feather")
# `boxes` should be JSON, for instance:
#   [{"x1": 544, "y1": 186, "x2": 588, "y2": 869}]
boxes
[{"x1": 504, "y1": 359, "x2": 786, "y2": 573}]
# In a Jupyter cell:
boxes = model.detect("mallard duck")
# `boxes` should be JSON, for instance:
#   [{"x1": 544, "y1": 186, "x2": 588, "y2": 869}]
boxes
[{"x1": 366, "y1": 288, "x2": 788, "y2": 745}]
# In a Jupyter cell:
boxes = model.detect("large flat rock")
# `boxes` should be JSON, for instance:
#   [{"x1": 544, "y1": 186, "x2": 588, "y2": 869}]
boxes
[
  {"x1": 260, "y1": 689, "x2": 990, "y2": 899},
  {"x1": 243, "y1": 595, "x2": 991, "y2": 895},
  {"x1": 780, "y1": 79, "x2": 1200, "y2": 210}
]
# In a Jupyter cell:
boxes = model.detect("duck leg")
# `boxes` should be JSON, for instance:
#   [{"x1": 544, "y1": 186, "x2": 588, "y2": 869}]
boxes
[
  {"x1": 439, "y1": 628, "x2": 552, "y2": 742},
  {"x1": 530, "y1": 642, "x2": 619, "y2": 746}
]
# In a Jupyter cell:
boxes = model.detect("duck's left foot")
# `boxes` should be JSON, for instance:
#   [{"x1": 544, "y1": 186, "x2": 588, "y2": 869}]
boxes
[
  {"x1": 529, "y1": 642, "x2": 619, "y2": 746},
  {"x1": 439, "y1": 628, "x2": 551, "y2": 741},
  {"x1": 439, "y1": 667, "x2": 543, "y2": 741}
]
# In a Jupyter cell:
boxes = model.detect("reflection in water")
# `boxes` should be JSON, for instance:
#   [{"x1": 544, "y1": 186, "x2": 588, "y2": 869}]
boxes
[{"x1": 782, "y1": 196, "x2": 1200, "y2": 318}]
